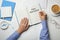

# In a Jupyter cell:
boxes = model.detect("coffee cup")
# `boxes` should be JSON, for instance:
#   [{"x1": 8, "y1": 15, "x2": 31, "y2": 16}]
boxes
[{"x1": 51, "y1": 4, "x2": 60, "y2": 14}]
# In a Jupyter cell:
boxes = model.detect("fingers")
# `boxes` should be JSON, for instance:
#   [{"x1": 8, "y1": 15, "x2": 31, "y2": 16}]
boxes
[
  {"x1": 24, "y1": 18, "x2": 28, "y2": 26},
  {"x1": 18, "y1": 17, "x2": 29, "y2": 34},
  {"x1": 23, "y1": 18, "x2": 29, "y2": 31},
  {"x1": 20, "y1": 18, "x2": 28, "y2": 25},
  {"x1": 25, "y1": 18, "x2": 29, "y2": 29},
  {"x1": 39, "y1": 11, "x2": 46, "y2": 16},
  {"x1": 39, "y1": 11, "x2": 47, "y2": 20},
  {"x1": 21, "y1": 17, "x2": 29, "y2": 28},
  {"x1": 25, "y1": 23, "x2": 29, "y2": 31},
  {"x1": 39, "y1": 11, "x2": 44, "y2": 16},
  {"x1": 24, "y1": 18, "x2": 29, "y2": 25}
]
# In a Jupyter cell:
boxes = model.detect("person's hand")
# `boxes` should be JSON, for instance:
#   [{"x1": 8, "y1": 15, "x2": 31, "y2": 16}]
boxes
[
  {"x1": 17, "y1": 18, "x2": 29, "y2": 34},
  {"x1": 39, "y1": 11, "x2": 47, "y2": 20}
]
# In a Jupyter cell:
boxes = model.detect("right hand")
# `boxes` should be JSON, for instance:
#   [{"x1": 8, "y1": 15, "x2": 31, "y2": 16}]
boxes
[{"x1": 39, "y1": 11, "x2": 47, "y2": 20}]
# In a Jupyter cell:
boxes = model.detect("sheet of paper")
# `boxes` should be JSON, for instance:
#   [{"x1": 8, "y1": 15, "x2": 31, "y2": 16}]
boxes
[
  {"x1": 1, "y1": 7, "x2": 12, "y2": 17},
  {"x1": 39, "y1": 0, "x2": 47, "y2": 9},
  {"x1": 25, "y1": 0, "x2": 41, "y2": 25}
]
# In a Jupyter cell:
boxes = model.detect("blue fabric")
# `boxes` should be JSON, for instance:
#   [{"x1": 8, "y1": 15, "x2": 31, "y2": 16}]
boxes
[
  {"x1": 7, "y1": 31, "x2": 20, "y2": 40},
  {"x1": 40, "y1": 20, "x2": 49, "y2": 40},
  {"x1": 7, "y1": 20, "x2": 49, "y2": 40}
]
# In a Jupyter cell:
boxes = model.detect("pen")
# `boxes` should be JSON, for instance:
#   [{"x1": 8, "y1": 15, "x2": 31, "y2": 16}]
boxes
[{"x1": 29, "y1": 22, "x2": 41, "y2": 27}]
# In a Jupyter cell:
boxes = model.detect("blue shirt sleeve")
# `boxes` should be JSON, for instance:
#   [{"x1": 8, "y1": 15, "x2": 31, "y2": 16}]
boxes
[
  {"x1": 7, "y1": 31, "x2": 20, "y2": 40},
  {"x1": 40, "y1": 20, "x2": 49, "y2": 40}
]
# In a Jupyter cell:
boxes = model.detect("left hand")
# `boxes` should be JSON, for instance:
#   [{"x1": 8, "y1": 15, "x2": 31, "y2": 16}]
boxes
[{"x1": 17, "y1": 18, "x2": 29, "y2": 34}]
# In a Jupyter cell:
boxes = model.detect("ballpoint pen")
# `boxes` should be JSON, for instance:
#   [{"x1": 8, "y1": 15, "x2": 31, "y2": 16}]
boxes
[{"x1": 29, "y1": 22, "x2": 41, "y2": 27}]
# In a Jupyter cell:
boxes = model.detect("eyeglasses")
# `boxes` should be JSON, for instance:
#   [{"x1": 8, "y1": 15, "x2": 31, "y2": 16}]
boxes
[{"x1": 48, "y1": 18, "x2": 60, "y2": 29}]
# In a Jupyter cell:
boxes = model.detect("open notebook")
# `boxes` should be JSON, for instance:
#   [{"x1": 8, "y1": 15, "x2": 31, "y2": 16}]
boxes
[
  {"x1": 15, "y1": 0, "x2": 47, "y2": 26},
  {"x1": 25, "y1": 4, "x2": 42, "y2": 25},
  {"x1": 15, "y1": 4, "x2": 42, "y2": 26}
]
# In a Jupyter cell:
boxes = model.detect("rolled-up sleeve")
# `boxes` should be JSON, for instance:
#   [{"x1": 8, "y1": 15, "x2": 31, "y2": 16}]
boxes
[
  {"x1": 40, "y1": 20, "x2": 49, "y2": 40},
  {"x1": 7, "y1": 31, "x2": 20, "y2": 40}
]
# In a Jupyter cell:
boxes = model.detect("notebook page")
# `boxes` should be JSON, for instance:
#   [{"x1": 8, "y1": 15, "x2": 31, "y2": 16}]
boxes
[
  {"x1": 1, "y1": 7, "x2": 12, "y2": 18},
  {"x1": 25, "y1": 3, "x2": 41, "y2": 25}
]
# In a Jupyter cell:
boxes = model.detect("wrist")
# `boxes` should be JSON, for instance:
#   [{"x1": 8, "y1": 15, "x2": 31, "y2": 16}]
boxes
[
  {"x1": 41, "y1": 18, "x2": 47, "y2": 21},
  {"x1": 17, "y1": 27, "x2": 23, "y2": 34},
  {"x1": 41, "y1": 17, "x2": 47, "y2": 20}
]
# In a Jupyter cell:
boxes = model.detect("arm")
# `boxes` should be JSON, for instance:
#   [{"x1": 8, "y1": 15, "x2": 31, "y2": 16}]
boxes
[
  {"x1": 7, "y1": 18, "x2": 29, "y2": 40},
  {"x1": 7, "y1": 31, "x2": 20, "y2": 40},
  {"x1": 39, "y1": 11, "x2": 49, "y2": 40},
  {"x1": 40, "y1": 20, "x2": 49, "y2": 40}
]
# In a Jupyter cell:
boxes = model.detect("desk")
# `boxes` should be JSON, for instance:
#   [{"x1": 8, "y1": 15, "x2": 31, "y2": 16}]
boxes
[
  {"x1": 47, "y1": 13, "x2": 60, "y2": 40},
  {"x1": 0, "y1": 0, "x2": 60, "y2": 40}
]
